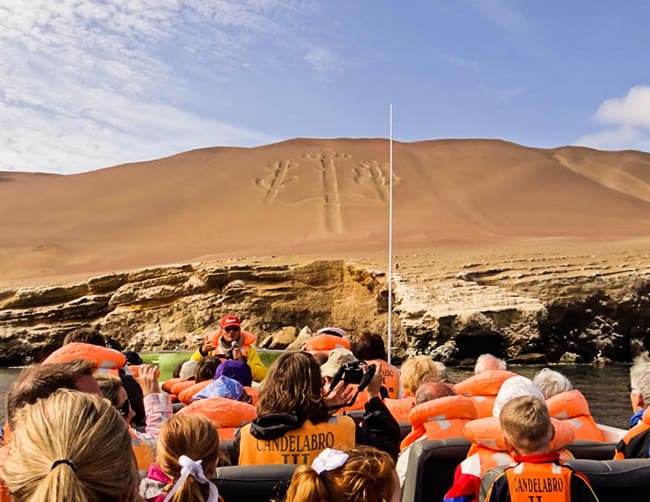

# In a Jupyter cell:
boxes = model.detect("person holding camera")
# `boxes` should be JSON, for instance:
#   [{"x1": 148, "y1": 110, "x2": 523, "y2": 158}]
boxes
[
  {"x1": 237, "y1": 351, "x2": 401, "y2": 466},
  {"x1": 191, "y1": 315, "x2": 267, "y2": 383}
]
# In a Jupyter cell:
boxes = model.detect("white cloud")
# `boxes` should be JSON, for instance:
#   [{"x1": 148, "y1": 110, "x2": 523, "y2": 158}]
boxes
[
  {"x1": 0, "y1": 0, "x2": 316, "y2": 173},
  {"x1": 575, "y1": 85, "x2": 650, "y2": 152},
  {"x1": 595, "y1": 85, "x2": 650, "y2": 128}
]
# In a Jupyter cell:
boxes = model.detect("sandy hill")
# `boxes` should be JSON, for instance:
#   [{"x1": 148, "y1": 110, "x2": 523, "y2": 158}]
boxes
[{"x1": 2, "y1": 138, "x2": 650, "y2": 286}]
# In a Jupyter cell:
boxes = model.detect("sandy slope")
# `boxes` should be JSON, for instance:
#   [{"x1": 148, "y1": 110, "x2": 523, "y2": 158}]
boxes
[{"x1": 2, "y1": 138, "x2": 650, "y2": 286}]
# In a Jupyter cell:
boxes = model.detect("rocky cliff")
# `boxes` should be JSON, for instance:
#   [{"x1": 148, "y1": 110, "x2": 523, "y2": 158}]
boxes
[{"x1": 2, "y1": 249, "x2": 650, "y2": 366}]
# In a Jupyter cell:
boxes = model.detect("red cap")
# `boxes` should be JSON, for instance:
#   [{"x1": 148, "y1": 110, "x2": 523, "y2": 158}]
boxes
[{"x1": 220, "y1": 315, "x2": 241, "y2": 329}]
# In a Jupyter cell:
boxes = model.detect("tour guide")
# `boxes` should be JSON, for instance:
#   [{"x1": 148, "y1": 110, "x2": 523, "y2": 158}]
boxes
[{"x1": 192, "y1": 315, "x2": 267, "y2": 382}]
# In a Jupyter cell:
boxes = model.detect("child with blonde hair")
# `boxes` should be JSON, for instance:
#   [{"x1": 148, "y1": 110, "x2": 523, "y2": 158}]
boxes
[
  {"x1": 284, "y1": 446, "x2": 400, "y2": 502},
  {"x1": 140, "y1": 413, "x2": 222, "y2": 502},
  {"x1": 480, "y1": 396, "x2": 598, "y2": 502},
  {"x1": 1, "y1": 388, "x2": 138, "y2": 502}
]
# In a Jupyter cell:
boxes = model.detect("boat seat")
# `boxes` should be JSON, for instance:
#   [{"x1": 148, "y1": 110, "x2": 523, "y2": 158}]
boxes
[
  {"x1": 401, "y1": 437, "x2": 471, "y2": 502},
  {"x1": 400, "y1": 438, "x2": 621, "y2": 502},
  {"x1": 563, "y1": 459, "x2": 650, "y2": 502},
  {"x1": 213, "y1": 464, "x2": 297, "y2": 502}
]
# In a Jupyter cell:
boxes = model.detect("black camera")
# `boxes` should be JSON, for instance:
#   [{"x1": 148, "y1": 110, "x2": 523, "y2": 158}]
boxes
[{"x1": 330, "y1": 360, "x2": 376, "y2": 390}]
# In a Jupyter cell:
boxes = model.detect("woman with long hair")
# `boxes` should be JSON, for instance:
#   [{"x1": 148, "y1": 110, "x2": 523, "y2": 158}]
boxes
[
  {"x1": 238, "y1": 351, "x2": 400, "y2": 465},
  {"x1": 1, "y1": 388, "x2": 138, "y2": 502}
]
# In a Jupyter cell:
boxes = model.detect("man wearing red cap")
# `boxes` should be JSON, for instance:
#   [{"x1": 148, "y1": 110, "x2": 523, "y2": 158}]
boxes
[{"x1": 191, "y1": 315, "x2": 267, "y2": 382}]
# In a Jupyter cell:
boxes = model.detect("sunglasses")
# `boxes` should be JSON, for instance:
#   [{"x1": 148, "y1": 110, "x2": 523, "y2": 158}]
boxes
[
  {"x1": 117, "y1": 398, "x2": 131, "y2": 418},
  {"x1": 224, "y1": 326, "x2": 241, "y2": 332}
]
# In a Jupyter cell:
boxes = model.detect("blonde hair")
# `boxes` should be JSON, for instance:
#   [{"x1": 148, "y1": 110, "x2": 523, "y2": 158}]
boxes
[
  {"x1": 400, "y1": 356, "x2": 446, "y2": 396},
  {"x1": 500, "y1": 396, "x2": 553, "y2": 454},
  {"x1": 284, "y1": 446, "x2": 397, "y2": 502},
  {"x1": 157, "y1": 414, "x2": 220, "y2": 502},
  {"x1": 2, "y1": 388, "x2": 137, "y2": 502}
]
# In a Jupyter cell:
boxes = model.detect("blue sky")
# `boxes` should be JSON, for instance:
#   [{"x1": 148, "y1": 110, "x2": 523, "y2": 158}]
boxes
[{"x1": 1, "y1": 0, "x2": 649, "y2": 174}]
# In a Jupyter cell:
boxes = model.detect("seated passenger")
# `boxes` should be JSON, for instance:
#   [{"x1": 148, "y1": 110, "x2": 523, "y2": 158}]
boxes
[
  {"x1": 481, "y1": 396, "x2": 598, "y2": 502},
  {"x1": 533, "y1": 367, "x2": 604, "y2": 441},
  {"x1": 140, "y1": 414, "x2": 222, "y2": 502},
  {"x1": 615, "y1": 355, "x2": 650, "y2": 459},
  {"x1": 237, "y1": 351, "x2": 401, "y2": 464},
  {"x1": 1, "y1": 389, "x2": 138, "y2": 502},
  {"x1": 444, "y1": 376, "x2": 575, "y2": 502},
  {"x1": 284, "y1": 446, "x2": 400, "y2": 502},
  {"x1": 320, "y1": 348, "x2": 369, "y2": 412},
  {"x1": 352, "y1": 332, "x2": 400, "y2": 399},
  {"x1": 474, "y1": 353, "x2": 507, "y2": 374},
  {"x1": 454, "y1": 368, "x2": 516, "y2": 418},
  {"x1": 192, "y1": 315, "x2": 267, "y2": 382},
  {"x1": 305, "y1": 326, "x2": 352, "y2": 358},
  {"x1": 396, "y1": 382, "x2": 473, "y2": 487},
  {"x1": 384, "y1": 355, "x2": 447, "y2": 421}
]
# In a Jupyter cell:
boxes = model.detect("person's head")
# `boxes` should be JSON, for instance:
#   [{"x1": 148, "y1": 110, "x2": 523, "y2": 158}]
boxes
[
  {"x1": 352, "y1": 332, "x2": 387, "y2": 361},
  {"x1": 6, "y1": 359, "x2": 99, "y2": 428},
  {"x1": 62, "y1": 327, "x2": 106, "y2": 347},
  {"x1": 492, "y1": 375, "x2": 544, "y2": 418},
  {"x1": 195, "y1": 356, "x2": 220, "y2": 382},
  {"x1": 157, "y1": 414, "x2": 220, "y2": 501},
  {"x1": 414, "y1": 381, "x2": 455, "y2": 405},
  {"x1": 94, "y1": 374, "x2": 135, "y2": 425},
  {"x1": 629, "y1": 356, "x2": 650, "y2": 412},
  {"x1": 2, "y1": 388, "x2": 137, "y2": 502},
  {"x1": 532, "y1": 368, "x2": 573, "y2": 399},
  {"x1": 179, "y1": 360, "x2": 199, "y2": 380},
  {"x1": 220, "y1": 314, "x2": 242, "y2": 344},
  {"x1": 500, "y1": 396, "x2": 553, "y2": 456},
  {"x1": 474, "y1": 353, "x2": 507, "y2": 374},
  {"x1": 214, "y1": 359, "x2": 253, "y2": 387},
  {"x1": 400, "y1": 356, "x2": 447, "y2": 396},
  {"x1": 320, "y1": 348, "x2": 357, "y2": 390},
  {"x1": 257, "y1": 351, "x2": 329, "y2": 424},
  {"x1": 284, "y1": 446, "x2": 400, "y2": 502}
]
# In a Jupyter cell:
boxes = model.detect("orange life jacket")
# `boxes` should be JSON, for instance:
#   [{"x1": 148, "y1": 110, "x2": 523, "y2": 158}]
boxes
[
  {"x1": 454, "y1": 370, "x2": 517, "y2": 418},
  {"x1": 178, "y1": 397, "x2": 257, "y2": 440},
  {"x1": 304, "y1": 334, "x2": 351, "y2": 354},
  {"x1": 485, "y1": 461, "x2": 582, "y2": 502},
  {"x1": 400, "y1": 395, "x2": 478, "y2": 450},
  {"x1": 384, "y1": 396, "x2": 416, "y2": 422},
  {"x1": 614, "y1": 406, "x2": 650, "y2": 460},
  {"x1": 238, "y1": 415, "x2": 356, "y2": 465},
  {"x1": 368, "y1": 359, "x2": 400, "y2": 399},
  {"x1": 169, "y1": 379, "x2": 198, "y2": 396},
  {"x1": 546, "y1": 389, "x2": 604, "y2": 442},
  {"x1": 161, "y1": 377, "x2": 183, "y2": 394},
  {"x1": 129, "y1": 428, "x2": 155, "y2": 479},
  {"x1": 0, "y1": 445, "x2": 9, "y2": 502},
  {"x1": 244, "y1": 386, "x2": 259, "y2": 406},
  {"x1": 43, "y1": 342, "x2": 126, "y2": 375},
  {"x1": 177, "y1": 380, "x2": 212, "y2": 404}
]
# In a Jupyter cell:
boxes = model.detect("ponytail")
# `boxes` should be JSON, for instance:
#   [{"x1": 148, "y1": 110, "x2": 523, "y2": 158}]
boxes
[{"x1": 284, "y1": 465, "x2": 330, "y2": 502}]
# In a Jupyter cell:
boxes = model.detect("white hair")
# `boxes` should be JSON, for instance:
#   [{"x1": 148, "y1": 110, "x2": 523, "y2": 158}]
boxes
[
  {"x1": 532, "y1": 368, "x2": 573, "y2": 399},
  {"x1": 474, "y1": 353, "x2": 507, "y2": 374}
]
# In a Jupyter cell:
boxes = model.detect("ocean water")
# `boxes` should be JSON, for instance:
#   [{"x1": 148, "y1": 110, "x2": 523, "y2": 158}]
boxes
[{"x1": 0, "y1": 364, "x2": 633, "y2": 429}]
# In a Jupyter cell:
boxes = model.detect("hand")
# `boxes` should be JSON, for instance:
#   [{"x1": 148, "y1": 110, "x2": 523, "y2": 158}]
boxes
[
  {"x1": 323, "y1": 380, "x2": 357, "y2": 409},
  {"x1": 201, "y1": 340, "x2": 216, "y2": 356},
  {"x1": 136, "y1": 364, "x2": 160, "y2": 396},
  {"x1": 365, "y1": 363, "x2": 382, "y2": 399},
  {"x1": 231, "y1": 347, "x2": 243, "y2": 361}
]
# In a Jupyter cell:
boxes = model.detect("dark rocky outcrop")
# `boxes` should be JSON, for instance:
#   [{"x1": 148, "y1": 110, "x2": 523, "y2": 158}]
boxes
[{"x1": 2, "y1": 252, "x2": 650, "y2": 366}]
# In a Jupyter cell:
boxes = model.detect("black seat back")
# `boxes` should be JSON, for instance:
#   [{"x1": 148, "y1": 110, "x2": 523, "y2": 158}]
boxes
[
  {"x1": 566, "y1": 440, "x2": 617, "y2": 460},
  {"x1": 563, "y1": 459, "x2": 650, "y2": 502},
  {"x1": 213, "y1": 464, "x2": 297, "y2": 502},
  {"x1": 401, "y1": 438, "x2": 471, "y2": 502}
]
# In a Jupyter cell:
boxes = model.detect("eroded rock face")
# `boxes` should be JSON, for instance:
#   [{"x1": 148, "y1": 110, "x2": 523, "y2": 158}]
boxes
[
  {"x1": 0, "y1": 260, "x2": 392, "y2": 365},
  {"x1": 2, "y1": 252, "x2": 650, "y2": 366}
]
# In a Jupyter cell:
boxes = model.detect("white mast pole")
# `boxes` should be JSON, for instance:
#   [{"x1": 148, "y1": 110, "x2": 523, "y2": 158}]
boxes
[{"x1": 387, "y1": 104, "x2": 393, "y2": 365}]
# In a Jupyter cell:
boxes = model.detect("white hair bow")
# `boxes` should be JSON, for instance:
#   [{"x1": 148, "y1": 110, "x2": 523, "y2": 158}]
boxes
[
  {"x1": 163, "y1": 455, "x2": 219, "y2": 502},
  {"x1": 311, "y1": 448, "x2": 349, "y2": 475}
]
